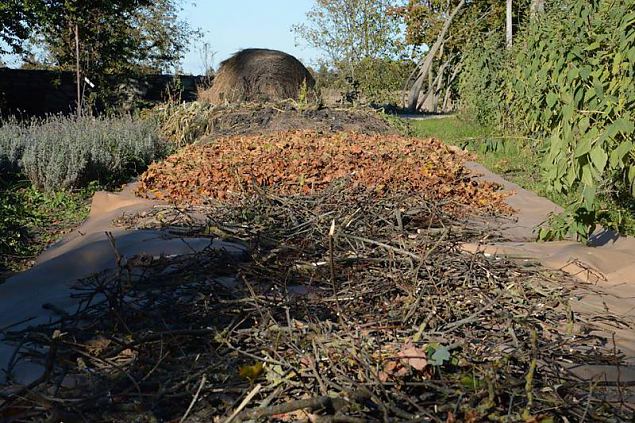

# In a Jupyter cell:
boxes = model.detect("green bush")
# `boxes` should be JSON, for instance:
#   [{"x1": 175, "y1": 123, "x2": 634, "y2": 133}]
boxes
[
  {"x1": 458, "y1": 34, "x2": 506, "y2": 128},
  {"x1": 0, "y1": 114, "x2": 164, "y2": 191},
  {"x1": 0, "y1": 187, "x2": 31, "y2": 270},
  {"x1": 355, "y1": 57, "x2": 415, "y2": 104},
  {"x1": 504, "y1": 0, "x2": 635, "y2": 240},
  {"x1": 458, "y1": 0, "x2": 635, "y2": 240},
  {"x1": 0, "y1": 180, "x2": 97, "y2": 273},
  {"x1": 313, "y1": 58, "x2": 415, "y2": 105}
]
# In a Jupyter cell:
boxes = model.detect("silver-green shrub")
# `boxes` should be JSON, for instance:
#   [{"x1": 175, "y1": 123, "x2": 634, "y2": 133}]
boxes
[
  {"x1": 0, "y1": 118, "x2": 28, "y2": 173},
  {"x1": 0, "y1": 115, "x2": 163, "y2": 191}
]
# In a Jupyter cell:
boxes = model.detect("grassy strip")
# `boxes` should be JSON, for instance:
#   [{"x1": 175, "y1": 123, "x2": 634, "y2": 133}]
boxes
[
  {"x1": 0, "y1": 177, "x2": 96, "y2": 277},
  {"x1": 410, "y1": 116, "x2": 635, "y2": 236},
  {"x1": 410, "y1": 117, "x2": 552, "y2": 197}
]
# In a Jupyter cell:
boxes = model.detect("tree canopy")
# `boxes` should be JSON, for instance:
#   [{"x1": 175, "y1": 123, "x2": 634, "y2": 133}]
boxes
[
  {"x1": 292, "y1": 0, "x2": 404, "y2": 76},
  {"x1": 0, "y1": 0, "x2": 197, "y2": 74}
]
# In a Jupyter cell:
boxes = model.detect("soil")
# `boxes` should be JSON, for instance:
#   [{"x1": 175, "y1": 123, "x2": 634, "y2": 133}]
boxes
[{"x1": 198, "y1": 104, "x2": 398, "y2": 140}]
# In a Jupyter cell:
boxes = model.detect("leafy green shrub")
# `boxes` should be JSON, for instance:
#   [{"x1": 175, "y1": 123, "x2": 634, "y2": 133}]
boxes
[
  {"x1": 313, "y1": 58, "x2": 415, "y2": 105},
  {"x1": 458, "y1": 34, "x2": 506, "y2": 128},
  {"x1": 459, "y1": 0, "x2": 635, "y2": 240},
  {"x1": 0, "y1": 187, "x2": 31, "y2": 271},
  {"x1": 0, "y1": 180, "x2": 96, "y2": 273},
  {"x1": 0, "y1": 114, "x2": 164, "y2": 191},
  {"x1": 355, "y1": 57, "x2": 415, "y2": 104},
  {"x1": 504, "y1": 0, "x2": 635, "y2": 240}
]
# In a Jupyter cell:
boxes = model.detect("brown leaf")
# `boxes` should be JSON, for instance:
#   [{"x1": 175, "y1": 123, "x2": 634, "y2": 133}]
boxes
[{"x1": 398, "y1": 342, "x2": 428, "y2": 371}]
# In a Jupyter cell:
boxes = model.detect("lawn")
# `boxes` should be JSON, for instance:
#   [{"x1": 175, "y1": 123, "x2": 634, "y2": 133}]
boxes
[
  {"x1": 410, "y1": 116, "x2": 635, "y2": 236},
  {"x1": 410, "y1": 116, "x2": 567, "y2": 204}
]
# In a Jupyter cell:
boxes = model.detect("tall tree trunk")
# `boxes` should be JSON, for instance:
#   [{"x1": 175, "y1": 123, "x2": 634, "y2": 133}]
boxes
[
  {"x1": 442, "y1": 62, "x2": 462, "y2": 112},
  {"x1": 416, "y1": 57, "x2": 449, "y2": 111},
  {"x1": 506, "y1": 0, "x2": 513, "y2": 48},
  {"x1": 406, "y1": 0, "x2": 465, "y2": 111},
  {"x1": 432, "y1": 59, "x2": 449, "y2": 113}
]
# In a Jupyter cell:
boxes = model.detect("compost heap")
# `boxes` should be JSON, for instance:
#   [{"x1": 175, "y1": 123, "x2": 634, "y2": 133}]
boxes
[
  {"x1": 2, "y1": 181, "x2": 631, "y2": 421},
  {"x1": 136, "y1": 130, "x2": 511, "y2": 217},
  {"x1": 198, "y1": 49, "x2": 315, "y2": 105},
  {"x1": 151, "y1": 101, "x2": 399, "y2": 147}
]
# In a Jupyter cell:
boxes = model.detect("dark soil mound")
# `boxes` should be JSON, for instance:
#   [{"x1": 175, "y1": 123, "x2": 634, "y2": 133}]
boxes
[
  {"x1": 200, "y1": 105, "x2": 399, "y2": 139},
  {"x1": 155, "y1": 102, "x2": 401, "y2": 147}
]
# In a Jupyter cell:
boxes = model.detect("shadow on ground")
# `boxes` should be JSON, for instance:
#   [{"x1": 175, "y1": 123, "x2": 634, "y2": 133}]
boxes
[{"x1": 1, "y1": 182, "x2": 633, "y2": 421}]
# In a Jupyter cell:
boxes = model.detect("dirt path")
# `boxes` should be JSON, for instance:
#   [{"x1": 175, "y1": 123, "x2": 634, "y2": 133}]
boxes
[{"x1": 464, "y1": 162, "x2": 635, "y2": 370}]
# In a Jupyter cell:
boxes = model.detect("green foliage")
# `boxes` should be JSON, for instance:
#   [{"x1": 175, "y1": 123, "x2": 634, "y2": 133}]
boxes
[
  {"x1": 458, "y1": 34, "x2": 506, "y2": 127},
  {"x1": 293, "y1": 0, "x2": 403, "y2": 61},
  {"x1": 411, "y1": 117, "x2": 566, "y2": 211},
  {"x1": 3, "y1": 1, "x2": 197, "y2": 72},
  {"x1": 356, "y1": 57, "x2": 415, "y2": 104},
  {"x1": 410, "y1": 116, "x2": 490, "y2": 143},
  {"x1": 503, "y1": 0, "x2": 635, "y2": 240},
  {"x1": 1, "y1": 1, "x2": 199, "y2": 113},
  {"x1": 293, "y1": 0, "x2": 404, "y2": 81},
  {"x1": 0, "y1": 114, "x2": 164, "y2": 191},
  {"x1": 313, "y1": 57, "x2": 415, "y2": 105},
  {"x1": 0, "y1": 185, "x2": 31, "y2": 269},
  {"x1": 457, "y1": 0, "x2": 635, "y2": 240},
  {"x1": 0, "y1": 179, "x2": 95, "y2": 273}
]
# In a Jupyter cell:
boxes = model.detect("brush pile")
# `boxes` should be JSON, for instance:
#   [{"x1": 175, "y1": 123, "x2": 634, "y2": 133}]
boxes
[
  {"x1": 1, "y1": 181, "x2": 631, "y2": 422},
  {"x1": 148, "y1": 102, "x2": 398, "y2": 148},
  {"x1": 136, "y1": 130, "x2": 512, "y2": 217}
]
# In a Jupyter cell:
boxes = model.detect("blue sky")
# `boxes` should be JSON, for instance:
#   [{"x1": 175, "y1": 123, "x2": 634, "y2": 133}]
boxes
[
  {"x1": 0, "y1": 1, "x2": 322, "y2": 73},
  {"x1": 179, "y1": 0, "x2": 322, "y2": 75}
]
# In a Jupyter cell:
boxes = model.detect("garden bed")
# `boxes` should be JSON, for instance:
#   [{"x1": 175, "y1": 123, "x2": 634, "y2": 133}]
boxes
[{"x1": 1, "y1": 182, "x2": 631, "y2": 421}]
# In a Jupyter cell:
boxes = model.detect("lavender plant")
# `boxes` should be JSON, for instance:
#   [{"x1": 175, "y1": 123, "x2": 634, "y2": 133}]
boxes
[
  {"x1": 0, "y1": 115, "x2": 164, "y2": 191},
  {"x1": 0, "y1": 117, "x2": 27, "y2": 174}
]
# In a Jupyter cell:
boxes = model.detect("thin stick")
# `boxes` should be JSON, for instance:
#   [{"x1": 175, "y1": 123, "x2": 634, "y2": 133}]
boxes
[
  {"x1": 224, "y1": 383, "x2": 262, "y2": 423},
  {"x1": 180, "y1": 374, "x2": 207, "y2": 423},
  {"x1": 329, "y1": 219, "x2": 337, "y2": 292},
  {"x1": 343, "y1": 234, "x2": 421, "y2": 261}
]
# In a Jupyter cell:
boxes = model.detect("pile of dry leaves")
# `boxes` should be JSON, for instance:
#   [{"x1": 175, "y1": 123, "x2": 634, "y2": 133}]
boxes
[{"x1": 136, "y1": 130, "x2": 511, "y2": 216}]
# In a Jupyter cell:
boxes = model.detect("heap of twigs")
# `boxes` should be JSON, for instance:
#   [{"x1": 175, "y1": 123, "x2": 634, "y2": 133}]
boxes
[{"x1": 1, "y1": 181, "x2": 631, "y2": 422}]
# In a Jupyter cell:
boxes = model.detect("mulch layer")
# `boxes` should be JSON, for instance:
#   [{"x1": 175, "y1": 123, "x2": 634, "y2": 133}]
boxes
[
  {"x1": 136, "y1": 130, "x2": 512, "y2": 217},
  {"x1": 1, "y1": 182, "x2": 632, "y2": 422}
]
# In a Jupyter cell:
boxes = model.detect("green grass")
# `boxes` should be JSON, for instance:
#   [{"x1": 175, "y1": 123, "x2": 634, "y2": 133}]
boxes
[
  {"x1": 408, "y1": 116, "x2": 489, "y2": 143},
  {"x1": 410, "y1": 117, "x2": 552, "y2": 197},
  {"x1": 409, "y1": 116, "x2": 635, "y2": 237},
  {"x1": 0, "y1": 177, "x2": 97, "y2": 277}
]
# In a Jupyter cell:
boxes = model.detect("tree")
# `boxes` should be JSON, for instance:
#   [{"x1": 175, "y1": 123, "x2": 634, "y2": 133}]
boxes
[
  {"x1": 395, "y1": 0, "x2": 533, "y2": 111},
  {"x1": 1, "y1": 1, "x2": 199, "y2": 111},
  {"x1": 292, "y1": 0, "x2": 403, "y2": 81},
  {"x1": 1, "y1": 1, "x2": 197, "y2": 74},
  {"x1": 0, "y1": 0, "x2": 38, "y2": 54},
  {"x1": 403, "y1": 0, "x2": 465, "y2": 111}
]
